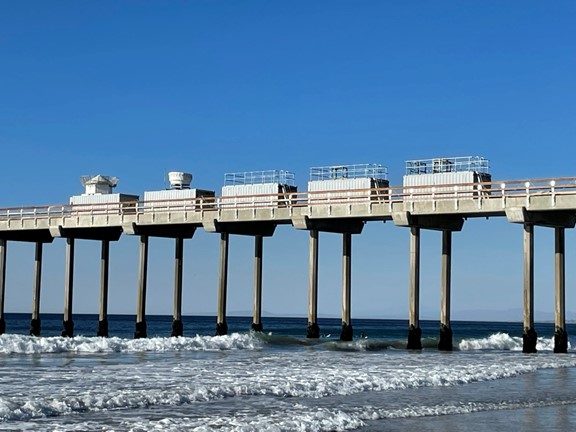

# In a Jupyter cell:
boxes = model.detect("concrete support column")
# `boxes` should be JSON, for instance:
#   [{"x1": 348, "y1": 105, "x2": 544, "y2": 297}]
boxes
[
  {"x1": 0, "y1": 240, "x2": 6, "y2": 335},
  {"x1": 252, "y1": 235, "x2": 264, "y2": 332},
  {"x1": 171, "y1": 237, "x2": 184, "y2": 337},
  {"x1": 134, "y1": 235, "x2": 148, "y2": 339},
  {"x1": 307, "y1": 230, "x2": 320, "y2": 338},
  {"x1": 61, "y1": 238, "x2": 75, "y2": 337},
  {"x1": 340, "y1": 233, "x2": 353, "y2": 341},
  {"x1": 97, "y1": 240, "x2": 110, "y2": 337},
  {"x1": 439, "y1": 230, "x2": 453, "y2": 351},
  {"x1": 523, "y1": 224, "x2": 537, "y2": 353},
  {"x1": 554, "y1": 227, "x2": 568, "y2": 353},
  {"x1": 30, "y1": 242, "x2": 43, "y2": 336},
  {"x1": 407, "y1": 226, "x2": 422, "y2": 349},
  {"x1": 216, "y1": 232, "x2": 229, "y2": 336}
]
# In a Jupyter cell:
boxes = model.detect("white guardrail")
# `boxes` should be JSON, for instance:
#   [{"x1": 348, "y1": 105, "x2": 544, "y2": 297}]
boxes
[{"x1": 1, "y1": 178, "x2": 576, "y2": 220}]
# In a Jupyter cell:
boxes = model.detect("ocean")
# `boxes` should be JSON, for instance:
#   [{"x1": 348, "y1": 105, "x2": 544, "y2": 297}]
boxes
[{"x1": 0, "y1": 313, "x2": 575, "y2": 431}]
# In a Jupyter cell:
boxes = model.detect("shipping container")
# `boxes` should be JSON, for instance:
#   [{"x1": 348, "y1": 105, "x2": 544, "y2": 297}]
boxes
[
  {"x1": 69, "y1": 193, "x2": 139, "y2": 215},
  {"x1": 219, "y1": 183, "x2": 298, "y2": 208},
  {"x1": 403, "y1": 171, "x2": 492, "y2": 198},
  {"x1": 142, "y1": 189, "x2": 215, "y2": 211},
  {"x1": 307, "y1": 177, "x2": 389, "y2": 203}
]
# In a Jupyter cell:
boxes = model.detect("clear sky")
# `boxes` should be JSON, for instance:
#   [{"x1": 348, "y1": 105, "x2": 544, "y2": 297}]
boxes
[{"x1": 1, "y1": 1, "x2": 575, "y2": 322}]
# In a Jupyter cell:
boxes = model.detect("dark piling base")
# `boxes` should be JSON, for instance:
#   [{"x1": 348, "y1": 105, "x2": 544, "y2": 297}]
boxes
[
  {"x1": 215, "y1": 322, "x2": 228, "y2": 336},
  {"x1": 407, "y1": 325, "x2": 422, "y2": 350},
  {"x1": 306, "y1": 322, "x2": 320, "y2": 339},
  {"x1": 97, "y1": 319, "x2": 109, "y2": 338},
  {"x1": 438, "y1": 324, "x2": 453, "y2": 351},
  {"x1": 522, "y1": 327, "x2": 538, "y2": 353},
  {"x1": 0, "y1": 317, "x2": 5, "y2": 335},
  {"x1": 134, "y1": 321, "x2": 147, "y2": 339},
  {"x1": 171, "y1": 319, "x2": 184, "y2": 337},
  {"x1": 30, "y1": 318, "x2": 41, "y2": 336},
  {"x1": 251, "y1": 322, "x2": 263, "y2": 332},
  {"x1": 340, "y1": 323, "x2": 353, "y2": 341},
  {"x1": 554, "y1": 327, "x2": 568, "y2": 354},
  {"x1": 61, "y1": 320, "x2": 74, "y2": 338}
]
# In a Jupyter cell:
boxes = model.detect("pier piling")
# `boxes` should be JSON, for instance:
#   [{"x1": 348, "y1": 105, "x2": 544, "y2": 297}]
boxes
[
  {"x1": 61, "y1": 238, "x2": 75, "y2": 337},
  {"x1": 340, "y1": 233, "x2": 353, "y2": 341},
  {"x1": 439, "y1": 230, "x2": 453, "y2": 351},
  {"x1": 554, "y1": 227, "x2": 568, "y2": 353},
  {"x1": 251, "y1": 235, "x2": 264, "y2": 332},
  {"x1": 97, "y1": 240, "x2": 110, "y2": 337},
  {"x1": 216, "y1": 232, "x2": 229, "y2": 336},
  {"x1": 171, "y1": 237, "x2": 184, "y2": 337},
  {"x1": 522, "y1": 224, "x2": 537, "y2": 353},
  {"x1": 407, "y1": 227, "x2": 422, "y2": 349},
  {"x1": 307, "y1": 230, "x2": 320, "y2": 338},
  {"x1": 30, "y1": 242, "x2": 43, "y2": 336},
  {"x1": 0, "y1": 240, "x2": 6, "y2": 335},
  {"x1": 134, "y1": 235, "x2": 149, "y2": 339}
]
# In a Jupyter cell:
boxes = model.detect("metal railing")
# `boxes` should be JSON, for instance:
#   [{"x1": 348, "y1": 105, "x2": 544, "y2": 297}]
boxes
[
  {"x1": 309, "y1": 164, "x2": 388, "y2": 181},
  {"x1": 405, "y1": 156, "x2": 489, "y2": 175},
  {"x1": 1, "y1": 177, "x2": 576, "y2": 221},
  {"x1": 224, "y1": 170, "x2": 296, "y2": 186}
]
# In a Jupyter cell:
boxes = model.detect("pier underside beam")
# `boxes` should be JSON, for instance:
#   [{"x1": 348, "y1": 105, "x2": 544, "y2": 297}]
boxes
[
  {"x1": 61, "y1": 238, "x2": 75, "y2": 337},
  {"x1": 252, "y1": 235, "x2": 264, "y2": 332},
  {"x1": 292, "y1": 216, "x2": 364, "y2": 234},
  {"x1": 340, "y1": 233, "x2": 353, "y2": 341},
  {"x1": 523, "y1": 224, "x2": 537, "y2": 353},
  {"x1": 505, "y1": 208, "x2": 576, "y2": 229},
  {"x1": 30, "y1": 242, "x2": 43, "y2": 336},
  {"x1": 407, "y1": 227, "x2": 422, "y2": 349},
  {"x1": 122, "y1": 223, "x2": 196, "y2": 239},
  {"x1": 554, "y1": 228, "x2": 568, "y2": 353},
  {"x1": 134, "y1": 235, "x2": 149, "y2": 339},
  {"x1": 203, "y1": 220, "x2": 276, "y2": 237},
  {"x1": 439, "y1": 230, "x2": 453, "y2": 351},
  {"x1": 307, "y1": 230, "x2": 320, "y2": 338},
  {"x1": 50, "y1": 226, "x2": 122, "y2": 242},
  {"x1": 392, "y1": 212, "x2": 464, "y2": 232},
  {"x1": 97, "y1": 240, "x2": 110, "y2": 337},
  {"x1": 0, "y1": 240, "x2": 6, "y2": 335},
  {"x1": 216, "y1": 232, "x2": 229, "y2": 336},
  {"x1": 171, "y1": 237, "x2": 184, "y2": 337},
  {"x1": 0, "y1": 230, "x2": 53, "y2": 243}
]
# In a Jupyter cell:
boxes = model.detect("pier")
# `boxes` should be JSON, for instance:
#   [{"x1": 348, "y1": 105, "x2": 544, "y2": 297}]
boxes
[{"x1": 0, "y1": 158, "x2": 575, "y2": 353}]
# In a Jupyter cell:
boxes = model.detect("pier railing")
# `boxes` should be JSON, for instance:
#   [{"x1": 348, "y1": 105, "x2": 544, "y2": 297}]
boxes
[{"x1": 1, "y1": 177, "x2": 576, "y2": 221}]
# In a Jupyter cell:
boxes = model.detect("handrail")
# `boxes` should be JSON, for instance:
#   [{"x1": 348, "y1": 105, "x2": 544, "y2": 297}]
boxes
[{"x1": 1, "y1": 177, "x2": 576, "y2": 221}]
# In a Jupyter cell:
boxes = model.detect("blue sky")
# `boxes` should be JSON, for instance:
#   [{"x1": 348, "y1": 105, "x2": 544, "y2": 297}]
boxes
[{"x1": 1, "y1": 1, "x2": 575, "y2": 323}]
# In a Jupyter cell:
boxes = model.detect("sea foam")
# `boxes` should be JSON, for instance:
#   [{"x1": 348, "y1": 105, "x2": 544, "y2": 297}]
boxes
[
  {"x1": 0, "y1": 333, "x2": 261, "y2": 354},
  {"x1": 458, "y1": 332, "x2": 567, "y2": 351}
]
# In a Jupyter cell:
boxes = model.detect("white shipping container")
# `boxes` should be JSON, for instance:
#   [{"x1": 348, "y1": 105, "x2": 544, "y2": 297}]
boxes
[
  {"x1": 307, "y1": 178, "x2": 388, "y2": 203},
  {"x1": 70, "y1": 193, "x2": 139, "y2": 205},
  {"x1": 220, "y1": 183, "x2": 297, "y2": 207},
  {"x1": 403, "y1": 172, "x2": 491, "y2": 198},
  {"x1": 142, "y1": 189, "x2": 215, "y2": 211},
  {"x1": 69, "y1": 193, "x2": 139, "y2": 215}
]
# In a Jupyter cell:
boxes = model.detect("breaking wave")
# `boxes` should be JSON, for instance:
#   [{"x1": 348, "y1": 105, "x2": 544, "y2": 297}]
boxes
[{"x1": 0, "y1": 333, "x2": 261, "y2": 354}]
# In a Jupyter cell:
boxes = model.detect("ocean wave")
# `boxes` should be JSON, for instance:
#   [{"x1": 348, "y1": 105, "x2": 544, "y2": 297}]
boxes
[
  {"x1": 0, "y1": 331, "x2": 572, "y2": 355},
  {"x1": 21, "y1": 398, "x2": 576, "y2": 432},
  {"x1": 458, "y1": 332, "x2": 569, "y2": 351},
  {"x1": 2, "y1": 352, "x2": 576, "y2": 422},
  {"x1": 0, "y1": 333, "x2": 261, "y2": 354}
]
